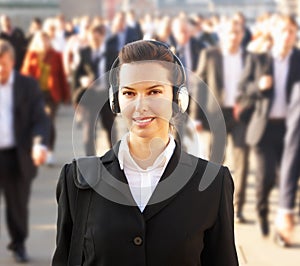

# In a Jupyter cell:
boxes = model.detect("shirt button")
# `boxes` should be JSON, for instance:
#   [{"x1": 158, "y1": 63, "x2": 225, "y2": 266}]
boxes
[{"x1": 133, "y1": 236, "x2": 143, "y2": 246}]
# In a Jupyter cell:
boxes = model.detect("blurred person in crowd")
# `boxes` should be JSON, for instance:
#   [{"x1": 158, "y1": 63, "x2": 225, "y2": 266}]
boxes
[
  {"x1": 172, "y1": 16, "x2": 205, "y2": 71},
  {"x1": 0, "y1": 39, "x2": 49, "y2": 263},
  {"x1": 247, "y1": 13, "x2": 273, "y2": 53},
  {"x1": 141, "y1": 13, "x2": 156, "y2": 40},
  {"x1": 190, "y1": 14, "x2": 218, "y2": 47},
  {"x1": 126, "y1": 10, "x2": 143, "y2": 41},
  {"x1": 152, "y1": 16, "x2": 175, "y2": 47},
  {"x1": 54, "y1": 14, "x2": 67, "y2": 52},
  {"x1": 43, "y1": 17, "x2": 66, "y2": 53},
  {"x1": 274, "y1": 81, "x2": 300, "y2": 247},
  {"x1": 71, "y1": 16, "x2": 81, "y2": 34},
  {"x1": 64, "y1": 20, "x2": 76, "y2": 39},
  {"x1": 63, "y1": 16, "x2": 91, "y2": 91},
  {"x1": 26, "y1": 17, "x2": 42, "y2": 45},
  {"x1": 109, "y1": 11, "x2": 142, "y2": 52},
  {"x1": 42, "y1": 18, "x2": 57, "y2": 49},
  {"x1": 233, "y1": 12, "x2": 252, "y2": 49},
  {"x1": 21, "y1": 31, "x2": 70, "y2": 165},
  {"x1": 194, "y1": 18, "x2": 250, "y2": 223},
  {"x1": 52, "y1": 39, "x2": 239, "y2": 266},
  {"x1": 92, "y1": 16, "x2": 104, "y2": 28},
  {"x1": 0, "y1": 15, "x2": 27, "y2": 70},
  {"x1": 251, "y1": 12, "x2": 271, "y2": 41},
  {"x1": 238, "y1": 15, "x2": 300, "y2": 237},
  {"x1": 74, "y1": 24, "x2": 118, "y2": 154},
  {"x1": 247, "y1": 32, "x2": 273, "y2": 54},
  {"x1": 171, "y1": 16, "x2": 206, "y2": 148}
]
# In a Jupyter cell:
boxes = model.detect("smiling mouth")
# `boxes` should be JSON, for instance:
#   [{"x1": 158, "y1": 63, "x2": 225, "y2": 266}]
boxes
[{"x1": 133, "y1": 117, "x2": 155, "y2": 126}]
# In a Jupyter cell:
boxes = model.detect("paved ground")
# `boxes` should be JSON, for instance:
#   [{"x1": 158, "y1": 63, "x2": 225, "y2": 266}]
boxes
[{"x1": 0, "y1": 105, "x2": 299, "y2": 265}]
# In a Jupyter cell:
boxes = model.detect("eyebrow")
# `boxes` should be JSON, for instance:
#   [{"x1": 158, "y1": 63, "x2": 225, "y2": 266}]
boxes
[{"x1": 121, "y1": 84, "x2": 164, "y2": 90}]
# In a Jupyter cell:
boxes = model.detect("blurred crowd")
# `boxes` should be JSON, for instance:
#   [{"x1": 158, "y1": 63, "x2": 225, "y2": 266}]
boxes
[{"x1": 0, "y1": 8, "x2": 300, "y2": 261}]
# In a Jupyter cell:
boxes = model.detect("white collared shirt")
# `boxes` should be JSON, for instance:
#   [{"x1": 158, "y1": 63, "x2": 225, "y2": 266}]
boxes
[
  {"x1": 118, "y1": 133, "x2": 176, "y2": 212},
  {"x1": 222, "y1": 49, "x2": 243, "y2": 107},
  {"x1": 269, "y1": 49, "x2": 292, "y2": 119},
  {"x1": 0, "y1": 72, "x2": 16, "y2": 149}
]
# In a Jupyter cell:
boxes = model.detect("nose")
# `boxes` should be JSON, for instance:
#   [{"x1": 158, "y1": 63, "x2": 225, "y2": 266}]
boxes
[{"x1": 134, "y1": 95, "x2": 148, "y2": 112}]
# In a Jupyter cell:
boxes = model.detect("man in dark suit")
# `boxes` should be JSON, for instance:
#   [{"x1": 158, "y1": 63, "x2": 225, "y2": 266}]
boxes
[
  {"x1": 275, "y1": 81, "x2": 300, "y2": 246},
  {"x1": 232, "y1": 12, "x2": 252, "y2": 49},
  {"x1": 0, "y1": 39, "x2": 50, "y2": 263},
  {"x1": 238, "y1": 15, "x2": 300, "y2": 236},
  {"x1": 172, "y1": 16, "x2": 205, "y2": 72},
  {"x1": 108, "y1": 11, "x2": 143, "y2": 53},
  {"x1": 189, "y1": 14, "x2": 218, "y2": 48},
  {"x1": 0, "y1": 15, "x2": 27, "y2": 71},
  {"x1": 194, "y1": 18, "x2": 250, "y2": 223},
  {"x1": 170, "y1": 16, "x2": 206, "y2": 145},
  {"x1": 74, "y1": 24, "x2": 119, "y2": 154},
  {"x1": 126, "y1": 10, "x2": 143, "y2": 42}
]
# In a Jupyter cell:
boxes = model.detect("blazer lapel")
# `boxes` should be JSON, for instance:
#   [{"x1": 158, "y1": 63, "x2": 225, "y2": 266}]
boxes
[
  {"x1": 96, "y1": 143, "x2": 138, "y2": 208},
  {"x1": 143, "y1": 145, "x2": 199, "y2": 221},
  {"x1": 96, "y1": 142, "x2": 199, "y2": 220},
  {"x1": 214, "y1": 48, "x2": 224, "y2": 98},
  {"x1": 285, "y1": 48, "x2": 297, "y2": 101}
]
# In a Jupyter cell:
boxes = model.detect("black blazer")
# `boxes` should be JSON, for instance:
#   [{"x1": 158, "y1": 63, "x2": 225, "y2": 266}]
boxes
[
  {"x1": 52, "y1": 143, "x2": 238, "y2": 266},
  {"x1": 12, "y1": 71, "x2": 50, "y2": 179},
  {"x1": 174, "y1": 37, "x2": 205, "y2": 72},
  {"x1": 237, "y1": 48, "x2": 300, "y2": 146}
]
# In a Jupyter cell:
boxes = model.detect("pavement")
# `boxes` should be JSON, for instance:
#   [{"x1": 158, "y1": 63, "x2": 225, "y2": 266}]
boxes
[{"x1": 0, "y1": 105, "x2": 299, "y2": 266}]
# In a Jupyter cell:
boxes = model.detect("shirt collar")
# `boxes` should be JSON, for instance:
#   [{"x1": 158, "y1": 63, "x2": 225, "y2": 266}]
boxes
[
  {"x1": 272, "y1": 47, "x2": 293, "y2": 62},
  {"x1": 118, "y1": 132, "x2": 176, "y2": 171},
  {"x1": 99, "y1": 42, "x2": 106, "y2": 55},
  {"x1": 221, "y1": 47, "x2": 242, "y2": 56}
]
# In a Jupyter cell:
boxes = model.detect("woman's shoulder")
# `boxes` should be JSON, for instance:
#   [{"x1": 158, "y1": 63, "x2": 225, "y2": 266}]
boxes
[
  {"x1": 60, "y1": 156, "x2": 102, "y2": 190},
  {"x1": 184, "y1": 151, "x2": 233, "y2": 192},
  {"x1": 60, "y1": 147, "x2": 117, "y2": 189}
]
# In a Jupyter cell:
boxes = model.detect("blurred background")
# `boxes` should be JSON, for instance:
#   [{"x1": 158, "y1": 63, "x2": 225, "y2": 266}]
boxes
[{"x1": 0, "y1": 0, "x2": 300, "y2": 265}]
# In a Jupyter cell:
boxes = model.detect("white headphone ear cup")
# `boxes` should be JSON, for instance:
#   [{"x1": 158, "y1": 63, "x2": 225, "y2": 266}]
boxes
[
  {"x1": 109, "y1": 86, "x2": 115, "y2": 113},
  {"x1": 109, "y1": 86, "x2": 120, "y2": 114},
  {"x1": 177, "y1": 86, "x2": 189, "y2": 113}
]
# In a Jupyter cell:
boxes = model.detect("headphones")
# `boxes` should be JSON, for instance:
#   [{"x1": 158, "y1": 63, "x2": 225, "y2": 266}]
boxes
[{"x1": 108, "y1": 40, "x2": 189, "y2": 114}]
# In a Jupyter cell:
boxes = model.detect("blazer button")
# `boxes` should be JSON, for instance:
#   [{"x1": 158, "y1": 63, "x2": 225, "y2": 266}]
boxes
[{"x1": 133, "y1": 236, "x2": 143, "y2": 246}]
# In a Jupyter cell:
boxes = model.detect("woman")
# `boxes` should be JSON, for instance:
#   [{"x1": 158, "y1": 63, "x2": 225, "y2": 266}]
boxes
[
  {"x1": 52, "y1": 40, "x2": 238, "y2": 265},
  {"x1": 21, "y1": 31, "x2": 70, "y2": 165}
]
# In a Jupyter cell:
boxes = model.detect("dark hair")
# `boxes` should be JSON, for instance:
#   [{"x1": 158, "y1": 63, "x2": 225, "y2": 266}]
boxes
[
  {"x1": 90, "y1": 24, "x2": 106, "y2": 35},
  {"x1": 118, "y1": 40, "x2": 182, "y2": 86},
  {"x1": 32, "y1": 17, "x2": 42, "y2": 26}
]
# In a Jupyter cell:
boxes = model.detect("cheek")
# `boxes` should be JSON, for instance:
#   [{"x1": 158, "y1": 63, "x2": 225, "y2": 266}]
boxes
[
  {"x1": 119, "y1": 99, "x2": 134, "y2": 119},
  {"x1": 149, "y1": 98, "x2": 173, "y2": 120}
]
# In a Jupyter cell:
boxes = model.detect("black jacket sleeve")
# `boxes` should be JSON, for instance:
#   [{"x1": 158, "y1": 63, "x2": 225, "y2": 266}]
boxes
[
  {"x1": 201, "y1": 167, "x2": 239, "y2": 265},
  {"x1": 52, "y1": 164, "x2": 75, "y2": 266}
]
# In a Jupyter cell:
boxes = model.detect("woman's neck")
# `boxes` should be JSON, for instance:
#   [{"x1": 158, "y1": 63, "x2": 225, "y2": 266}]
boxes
[{"x1": 128, "y1": 135, "x2": 170, "y2": 169}]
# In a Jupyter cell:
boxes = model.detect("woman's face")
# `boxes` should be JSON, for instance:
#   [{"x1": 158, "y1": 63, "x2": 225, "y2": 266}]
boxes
[{"x1": 118, "y1": 62, "x2": 173, "y2": 142}]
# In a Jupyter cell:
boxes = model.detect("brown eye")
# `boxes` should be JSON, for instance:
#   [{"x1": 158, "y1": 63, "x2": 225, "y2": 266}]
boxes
[
  {"x1": 122, "y1": 91, "x2": 135, "y2": 97},
  {"x1": 149, "y1": 89, "x2": 162, "y2": 95}
]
